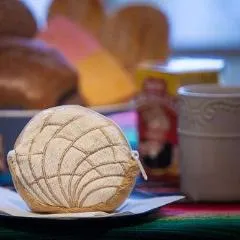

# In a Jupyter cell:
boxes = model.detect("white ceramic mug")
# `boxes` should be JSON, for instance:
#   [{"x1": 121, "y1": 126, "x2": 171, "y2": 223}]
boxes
[{"x1": 178, "y1": 84, "x2": 240, "y2": 201}]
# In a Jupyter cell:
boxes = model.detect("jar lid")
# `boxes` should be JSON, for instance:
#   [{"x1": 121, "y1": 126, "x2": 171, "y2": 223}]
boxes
[{"x1": 138, "y1": 57, "x2": 225, "y2": 74}]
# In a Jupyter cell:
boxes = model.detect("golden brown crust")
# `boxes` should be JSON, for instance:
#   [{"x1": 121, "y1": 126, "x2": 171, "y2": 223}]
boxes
[
  {"x1": 48, "y1": 0, "x2": 104, "y2": 38},
  {"x1": 0, "y1": 37, "x2": 79, "y2": 109},
  {"x1": 9, "y1": 156, "x2": 139, "y2": 213},
  {"x1": 0, "y1": 0, "x2": 37, "y2": 38},
  {"x1": 100, "y1": 4, "x2": 169, "y2": 72}
]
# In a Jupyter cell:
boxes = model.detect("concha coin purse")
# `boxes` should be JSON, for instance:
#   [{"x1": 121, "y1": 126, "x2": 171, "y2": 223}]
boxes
[{"x1": 7, "y1": 106, "x2": 146, "y2": 213}]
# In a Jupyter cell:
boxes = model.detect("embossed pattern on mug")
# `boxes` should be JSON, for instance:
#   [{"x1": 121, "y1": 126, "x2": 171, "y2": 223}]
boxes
[{"x1": 179, "y1": 98, "x2": 240, "y2": 135}]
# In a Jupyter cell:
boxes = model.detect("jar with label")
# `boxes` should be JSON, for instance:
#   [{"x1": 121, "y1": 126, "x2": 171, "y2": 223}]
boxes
[{"x1": 135, "y1": 57, "x2": 224, "y2": 185}]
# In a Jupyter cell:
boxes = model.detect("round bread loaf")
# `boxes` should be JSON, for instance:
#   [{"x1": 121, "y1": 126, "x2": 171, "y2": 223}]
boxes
[
  {"x1": 8, "y1": 106, "x2": 139, "y2": 213},
  {"x1": 100, "y1": 3, "x2": 169, "y2": 72},
  {"x1": 0, "y1": 37, "x2": 79, "y2": 109},
  {"x1": 0, "y1": 0, "x2": 37, "y2": 38}
]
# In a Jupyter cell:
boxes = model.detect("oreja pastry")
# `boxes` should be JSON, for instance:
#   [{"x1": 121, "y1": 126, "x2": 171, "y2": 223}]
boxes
[
  {"x1": 8, "y1": 106, "x2": 142, "y2": 213},
  {"x1": 0, "y1": 37, "x2": 79, "y2": 109}
]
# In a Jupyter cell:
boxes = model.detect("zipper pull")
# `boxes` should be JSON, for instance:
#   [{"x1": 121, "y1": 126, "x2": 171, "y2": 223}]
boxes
[{"x1": 131, "y1": 150, "x2": 148, "y2": 181}]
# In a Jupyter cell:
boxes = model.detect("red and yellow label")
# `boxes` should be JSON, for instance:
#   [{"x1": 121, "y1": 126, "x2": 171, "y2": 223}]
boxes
[{"x1": 135, "y1": 60, "x2": 221, "y2": 181}]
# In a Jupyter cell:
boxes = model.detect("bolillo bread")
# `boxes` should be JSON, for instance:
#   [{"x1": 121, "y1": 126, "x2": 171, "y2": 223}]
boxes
[
  {"x1": 0, "y1": 37, "x2": 80, "y2": 109},
  {"x1": 8, "y1": 105, "x2": 140, "y2": 213}
]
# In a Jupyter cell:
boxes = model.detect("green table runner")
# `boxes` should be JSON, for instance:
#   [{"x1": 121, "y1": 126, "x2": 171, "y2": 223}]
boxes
[{"x1": 1, "y1": 215, "x2": 240, "y2": 240}]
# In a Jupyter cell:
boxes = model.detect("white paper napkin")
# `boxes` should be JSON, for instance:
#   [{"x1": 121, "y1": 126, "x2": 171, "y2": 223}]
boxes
[{"x1": 0, "y1": 187, "x2": 184, "y2": 219}]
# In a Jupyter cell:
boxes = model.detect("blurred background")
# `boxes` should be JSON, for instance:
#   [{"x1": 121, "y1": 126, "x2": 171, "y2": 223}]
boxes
[
  {"x1": 0, "y1": 0, "x2": 239, "y2": 187},
  {"x1": 22, "y1": 0, "x2": 240, "y2": 85}
]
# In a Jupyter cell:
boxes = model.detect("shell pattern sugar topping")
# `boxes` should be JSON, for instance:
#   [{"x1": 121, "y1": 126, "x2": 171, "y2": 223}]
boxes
[{"x1": 8, "y1": 106, "x2": 139, "y2": 213}]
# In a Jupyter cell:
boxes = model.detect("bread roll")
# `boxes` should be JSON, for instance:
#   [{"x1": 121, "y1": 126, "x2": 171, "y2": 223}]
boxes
[
  {"x1": 0, "y1": 37, "x2": 79, "y2": 109},
  {"x1": 100, "y1": 2, "x2": 169, "y2": 72},
  {"x1": 48, "y1": 0, "x2": 104, "y2": 38},
  {"x1": 0, "y1": 0, "x2": 37, "y2": 38},
  {"x1": 8, "y1": 105, "x2": 139, "y2": 213}
]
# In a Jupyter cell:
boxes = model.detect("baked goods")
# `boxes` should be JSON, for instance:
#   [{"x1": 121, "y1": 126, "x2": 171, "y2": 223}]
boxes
[
  {"x1": 0, "y1": 0, "x2": 37, "y2": 38},
  {"x1": 100, "y1": 2, "x2": 169, "y2": 72},
  {"x1": 37, "y1": 16, "x2": 137, "y2": 106},
  {"x1": 76, "y1": 49, "x2": 137, "y2": 106},
  {"x1": 7, "y1": 105, "x2": 140, "y2": 213},
  {"x1": 48, "y1": 0, "x2": 104, "y2": 38},
  {"x1": 48, "y1": 0, "x2": 169, "y2": 73},
  {"x1": 0, "y1": 37, "x2": 79, "y2": 109}
]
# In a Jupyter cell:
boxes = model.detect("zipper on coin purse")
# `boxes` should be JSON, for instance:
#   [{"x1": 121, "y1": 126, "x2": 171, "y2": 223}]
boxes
[{"x1": 131, "y1": 150, "x2": 148, "y2": 180}]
